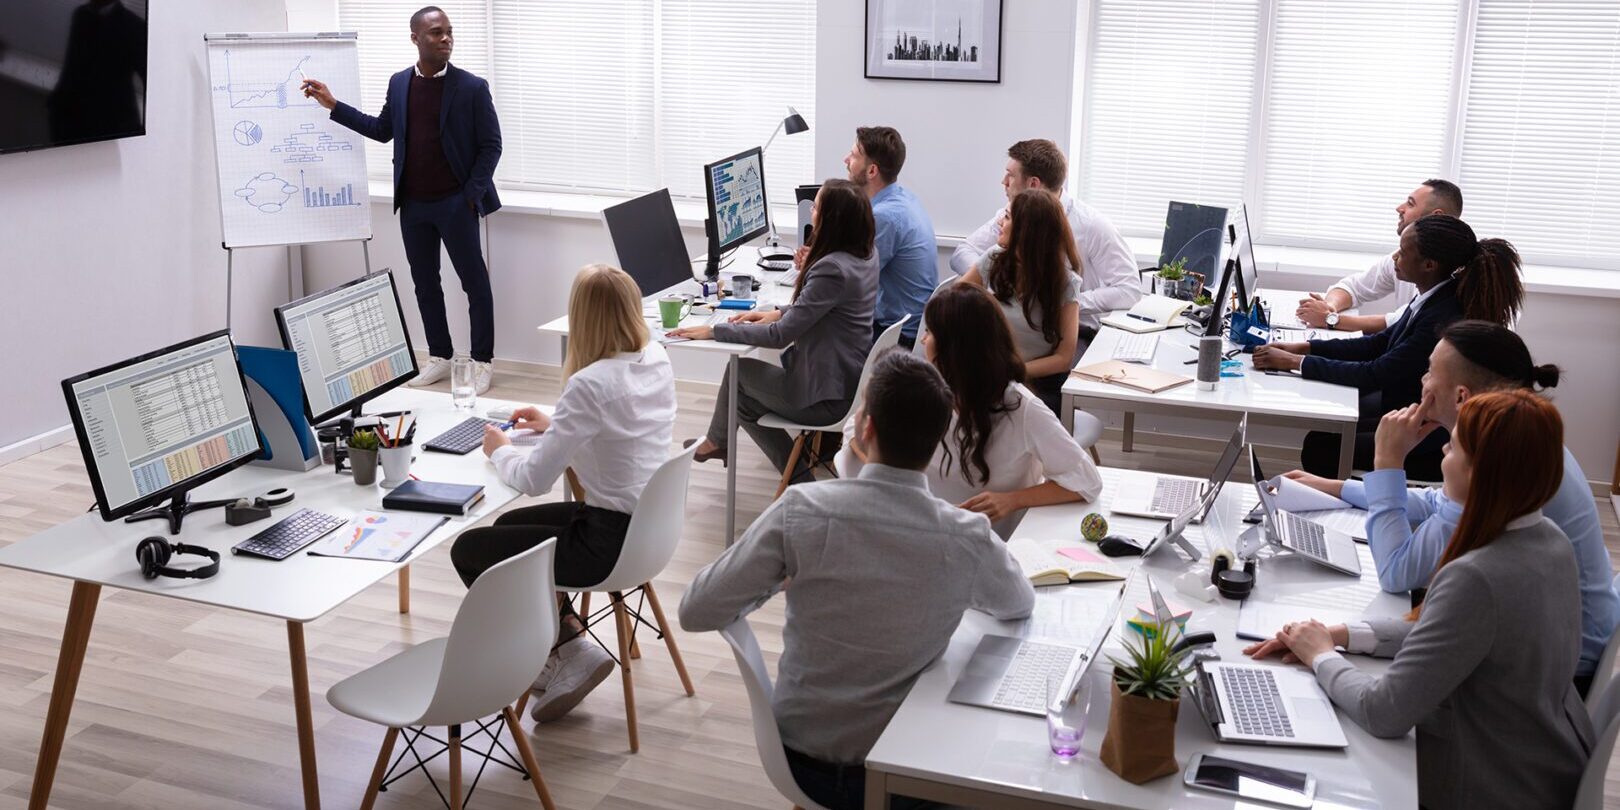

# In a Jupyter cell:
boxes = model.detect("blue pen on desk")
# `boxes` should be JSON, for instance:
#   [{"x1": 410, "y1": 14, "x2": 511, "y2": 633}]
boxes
[{"x1": 498, "y1": 421, "x2": 517, "y2": 431}]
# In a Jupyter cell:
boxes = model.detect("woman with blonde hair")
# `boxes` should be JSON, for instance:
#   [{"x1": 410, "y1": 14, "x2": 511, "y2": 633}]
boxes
[{"x1": 451, "y1": 264, "x2": 677, "y2": 723}]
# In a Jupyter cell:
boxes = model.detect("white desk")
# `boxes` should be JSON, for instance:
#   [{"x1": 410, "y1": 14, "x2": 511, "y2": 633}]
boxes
[
  {"x1": 0, "y1": 389, "x2": 526, "y2": 810},
  {"x1": 1063, "y1": 290, "x2": 1361, "y2": 478},
  {"x1": 864, "y1": 468, "x2": 1417, "y2": 809},
  {"x1": 538, "y1": 244, "x2": 797, "y2": 543}
]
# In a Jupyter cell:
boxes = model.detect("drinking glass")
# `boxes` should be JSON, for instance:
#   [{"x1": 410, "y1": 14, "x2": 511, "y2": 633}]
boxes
[
  {"x1": 450, "y1": 354, "x2": 477, "y2": 411},
  {"x1": 1047, "y1": 672, "x2": 1093, "y2": 760}
]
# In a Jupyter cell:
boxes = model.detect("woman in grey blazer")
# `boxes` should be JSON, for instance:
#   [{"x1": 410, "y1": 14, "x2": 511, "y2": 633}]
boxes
[
  {"x1": 1246, "y1": 389, "x2": 1593, "y2": 810},
  {"x1": 672, "y1": 180, "x2": 878, "y2": 483}
]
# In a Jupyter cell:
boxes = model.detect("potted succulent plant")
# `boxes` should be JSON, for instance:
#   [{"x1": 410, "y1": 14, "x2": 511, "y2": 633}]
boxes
[
  {"x1": 1099, "y1": 621, "x2": 1194, "y2": 783},
  {"x1": 1155, "y1": 258, "x2": 1204, "y2": 302},
  {"x1": 347, "y1": 428, "x2": 381, "y2": 486}
]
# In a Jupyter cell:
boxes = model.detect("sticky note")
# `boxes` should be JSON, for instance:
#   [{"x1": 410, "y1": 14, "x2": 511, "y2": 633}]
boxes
[{"x1": 1058, "y1": 547, "x2": 1104, "y2": 564}]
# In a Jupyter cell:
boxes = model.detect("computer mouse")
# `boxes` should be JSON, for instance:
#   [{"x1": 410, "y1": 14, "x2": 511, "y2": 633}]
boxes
[{"x1": 1098, "y1": 534, "x2": 1145, "y2": 557}]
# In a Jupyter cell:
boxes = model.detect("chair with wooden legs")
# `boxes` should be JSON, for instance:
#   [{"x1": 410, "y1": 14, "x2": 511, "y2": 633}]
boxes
[
  {"x1": 327, "y1": 540, "x2": 560, "y2": 810},
  {"x1": 719, "y1": 617, "x2": 831, "y2": 810},
  {"x1": 518, "y1": 443, "x2": 700, "y2": 753},
  {"x1": 757, "y1": 315, "x2": 911, "y2": 498}
]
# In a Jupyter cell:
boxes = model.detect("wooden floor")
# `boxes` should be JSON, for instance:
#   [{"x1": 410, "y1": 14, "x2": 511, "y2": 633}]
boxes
[{"x1": 1, "y1": 363, "x2": 1616, "y2": 809}]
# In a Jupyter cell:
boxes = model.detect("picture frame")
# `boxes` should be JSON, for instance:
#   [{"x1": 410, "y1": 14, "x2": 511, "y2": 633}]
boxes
[{"x1": 865, "y1": 0, "x2": 1004, "y2": 84}]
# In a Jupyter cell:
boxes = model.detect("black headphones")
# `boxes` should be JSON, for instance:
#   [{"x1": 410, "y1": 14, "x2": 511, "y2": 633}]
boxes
[
  {"x1": 1210, "y1": 549, "x2": 1257, "y2": 600},
  {"x1": 136, "y1": 537, "x2": 221, "y2": 580}
]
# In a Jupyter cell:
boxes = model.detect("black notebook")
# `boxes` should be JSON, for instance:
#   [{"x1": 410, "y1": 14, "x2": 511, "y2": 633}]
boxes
[{"x1": 381, "y1": 480, "x2": 486, "y2": 515}]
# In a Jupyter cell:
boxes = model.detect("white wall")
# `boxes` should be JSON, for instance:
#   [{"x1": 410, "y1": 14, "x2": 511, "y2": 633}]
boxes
[
  {"x1": 815, "y1": 0, "x2": 1079, "y2": 237},
  {"x1": 0, "y1": 0, "x2": 292, "y2": 456}
]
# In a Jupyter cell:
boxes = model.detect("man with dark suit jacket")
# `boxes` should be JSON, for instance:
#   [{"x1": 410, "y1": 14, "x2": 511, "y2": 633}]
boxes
[{"x1": 302, "y1": 6, "x2": 502, "y2": 393}]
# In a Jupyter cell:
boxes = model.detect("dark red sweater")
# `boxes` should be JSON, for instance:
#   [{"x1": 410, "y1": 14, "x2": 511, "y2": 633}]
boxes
[{"x1": 400, "y1": 72, "x2": 461, "y2": 201}]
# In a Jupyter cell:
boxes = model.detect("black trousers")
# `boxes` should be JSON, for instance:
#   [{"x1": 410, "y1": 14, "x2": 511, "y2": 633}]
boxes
[
  {"x1": 1301, "y1": 391, "x2": 1447, "y2": 479},
  {"x1": 784, "y1": 747, "x2": 939, "y2": 810},
  {"x1": 399, "y1": 193, "x2": 494, "y2": 362},
  {"x1": 449, "y1": 502, "x2": 631, "y2": 592}
]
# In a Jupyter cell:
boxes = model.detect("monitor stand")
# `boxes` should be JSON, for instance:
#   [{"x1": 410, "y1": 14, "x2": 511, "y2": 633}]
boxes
[{"x1": 125, "y1": 490, "x2": 234, "y2": 535}]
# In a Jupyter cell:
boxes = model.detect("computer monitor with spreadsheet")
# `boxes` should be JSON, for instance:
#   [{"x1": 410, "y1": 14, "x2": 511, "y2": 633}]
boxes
[
  {"x1": 274, "y1": 269, "x2": 419, "y2": 424},
  {"x1": 704, "y1": 146, "x2": 771, "y2": 252},
  {"x1": 61, "y1": 330, "x2": 263, "y2": 531}
]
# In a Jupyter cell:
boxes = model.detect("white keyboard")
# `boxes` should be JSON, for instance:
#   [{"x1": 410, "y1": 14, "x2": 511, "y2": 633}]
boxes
[
  {"x1": 990, "y1": 641, "x2": 1079, "y2": 713},
  {"x1": 1111, "y1": 332, "x2": 1160, "y2": 363}
]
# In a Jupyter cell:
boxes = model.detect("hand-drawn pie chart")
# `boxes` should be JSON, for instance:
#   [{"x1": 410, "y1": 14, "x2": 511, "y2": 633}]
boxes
[{"x1": 233, "y1": 120, "x2": 263, "y2": 146}]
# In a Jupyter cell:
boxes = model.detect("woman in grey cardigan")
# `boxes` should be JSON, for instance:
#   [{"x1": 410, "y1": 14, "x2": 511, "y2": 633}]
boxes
[
  {"x1": 1246, "y1": 389, "x2": 1593, "y2": 810},
  {"x1": 672, "y1": 180, "x2": 878, "y2": 483}
]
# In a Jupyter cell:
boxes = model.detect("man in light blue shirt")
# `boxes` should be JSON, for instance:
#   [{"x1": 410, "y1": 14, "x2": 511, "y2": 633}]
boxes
[
  {"x1": 844, "y1": 126, "x2": 937, "y2": 348},
  {"x1": 1284, "y1": 320, "x2": 1618, "y2": 691}
]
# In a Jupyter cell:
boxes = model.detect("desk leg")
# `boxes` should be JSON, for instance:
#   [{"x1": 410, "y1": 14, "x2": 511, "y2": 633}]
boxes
[
  {"x1": 1122, "y1": 412, "x2": 1136, "y2": 453},
  {"x1": 27, "y1": 581, "x2": 100, "y2": 810},
  {"x1": 1061, "y1": 394, "x2": 1074, "y2": 433},
  {"x1": 1337, "y1": 426, "x2": 1355, "y2": 479},
  {"x1": 725, "y1": 353, "x2": 739, "y2": 546},
  {"x1": 863, "y1": 767, "x2": 890, "y2": 810},
  {"x1": 397, "y1": 566, "x2": 410, "y2": 614},
  {"x1": 287, "y1": 621, "x2": 322, "y2": 810}
]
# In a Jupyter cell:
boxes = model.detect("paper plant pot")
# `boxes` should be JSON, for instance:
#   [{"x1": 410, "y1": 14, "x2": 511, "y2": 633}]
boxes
[{"x1": 1099, "y1": 681, "x2": 1180, "y2": 784}]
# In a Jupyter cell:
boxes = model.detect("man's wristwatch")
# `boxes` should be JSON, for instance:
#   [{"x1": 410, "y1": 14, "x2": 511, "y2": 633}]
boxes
[{"x1": 1325, "y1": 310, "x2": 1341, "y2": 328}]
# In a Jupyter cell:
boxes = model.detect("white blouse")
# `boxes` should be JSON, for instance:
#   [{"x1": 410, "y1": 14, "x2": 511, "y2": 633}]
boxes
[{"x1": 835, "y1": 382, "x2": 1103, "y2": 537}]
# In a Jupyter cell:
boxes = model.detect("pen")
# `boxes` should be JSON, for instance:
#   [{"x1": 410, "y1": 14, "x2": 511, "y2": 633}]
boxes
[{"x1": 1126, "y1": 312, "x2": 1157, "y2": 323}]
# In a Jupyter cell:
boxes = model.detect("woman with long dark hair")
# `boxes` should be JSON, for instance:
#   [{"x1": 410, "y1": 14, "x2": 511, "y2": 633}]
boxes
[
  {"x1": 1254, "y1": 214, "x2": 1523, "y2": 477},
  {"x1": 1246, "y1": 390, "x2": 1592, "y2": 810},
  {"x1": 674, "y1": 180, "x2": 878, "y2": 485},
  {"x1": 959, "y1": 188, "x2": 1083, "y2": 415},
  {"x1": 837, "y1": 283, "x2": 1101, "y2": 536}
]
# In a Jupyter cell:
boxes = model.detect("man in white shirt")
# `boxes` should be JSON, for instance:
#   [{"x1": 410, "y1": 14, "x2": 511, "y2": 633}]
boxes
[
  {"x1": 950, "y1": 139, "x2": 1140, "y2": 336},
  {"x1": 1295, "y1": 180, "x2": 1463, "y2": 334}
]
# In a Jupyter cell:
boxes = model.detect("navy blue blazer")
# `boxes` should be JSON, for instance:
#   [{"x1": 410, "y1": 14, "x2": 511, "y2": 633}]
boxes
[
  {"x1": 1301, "y1": 279, "x2": 1460, "y2": 414},
  {"x1": 330, "y1": 64, "x2": 502, "y2": 215}
]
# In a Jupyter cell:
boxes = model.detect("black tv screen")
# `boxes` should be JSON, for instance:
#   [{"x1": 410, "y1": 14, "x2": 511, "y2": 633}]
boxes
[{"x1": 0, "y1": 0, "x2": 148, "y2": 155}]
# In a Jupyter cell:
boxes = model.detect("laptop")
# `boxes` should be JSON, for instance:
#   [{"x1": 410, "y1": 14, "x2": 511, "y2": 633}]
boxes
[
  {"x1": 1189, "y1": 658, "x2": 1350, "y2": 748},
  {"x1": 1111, "y1": 416, "x2": 1246, "y2": 521},
  {"x1": 947, "y1": 579, "x2": 1129, "y2": 716},
  {"x1": 1249, "y1": 447, "x2": 1362, "y2": 576}
]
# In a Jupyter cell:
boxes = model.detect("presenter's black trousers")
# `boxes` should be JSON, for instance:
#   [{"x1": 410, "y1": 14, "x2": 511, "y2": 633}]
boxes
[{"x1": 399, "y1": 192, "x2": 494, "y2": 362}]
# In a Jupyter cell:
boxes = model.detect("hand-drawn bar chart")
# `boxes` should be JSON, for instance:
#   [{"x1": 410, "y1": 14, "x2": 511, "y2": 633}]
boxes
[{"x1": 301, "y1": 170, "x2": 360, "y2": 208}]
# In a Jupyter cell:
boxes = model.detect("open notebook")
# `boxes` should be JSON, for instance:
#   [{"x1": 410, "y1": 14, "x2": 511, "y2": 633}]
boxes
[
  {"x1": 1099, "y1": 295, "x2": 1193, "y2": 333},
  {"x1": 1007, "y1": 537, "x2": 1129, "y2": 586}
]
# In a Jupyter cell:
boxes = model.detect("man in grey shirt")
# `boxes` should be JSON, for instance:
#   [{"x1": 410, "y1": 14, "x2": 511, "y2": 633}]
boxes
[{"x1": 680, "y1": 352, "x2": 1035, "y2": 810}]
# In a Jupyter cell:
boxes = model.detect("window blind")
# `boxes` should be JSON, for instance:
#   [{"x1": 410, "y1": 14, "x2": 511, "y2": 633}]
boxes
[
  {"x1": 1458, "y1": 0, "x2": 1620, "y2": 266},
  {"x1": 1080, "y1": 0, "x2": 1262, "y2": 237},
  {"x1": 1257, "y1": 0, "x2": 1461, "y2": 250}
]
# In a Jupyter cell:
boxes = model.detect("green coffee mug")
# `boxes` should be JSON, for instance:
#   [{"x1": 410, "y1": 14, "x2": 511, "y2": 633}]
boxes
[{"x1": 658, "y1": 296, "x2": 693, "y2": 329}]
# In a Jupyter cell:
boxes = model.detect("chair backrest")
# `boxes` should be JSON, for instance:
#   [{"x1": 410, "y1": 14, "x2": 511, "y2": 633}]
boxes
[
  {"x1": 719, "y1": 618, "x2": 830, "y2": 810},
  {"x1": 1574, "y1": 687, "x2": 1620, "y2": 810},
  {"x1": 912, "y1": 275, "x2": 959, "y2": 357},
  {"x1": 422, "y1": 539, "x2": 559, "y2": 726},
  {"x1": 850, "y1": 314, "x2": 910, "y2": 413},
  {"x1": 1586, "y1": 573, "x2": 1620, "y2": 710},
  {"x1": 589, "y1": 443, "x2": 699, "y2": 593}
]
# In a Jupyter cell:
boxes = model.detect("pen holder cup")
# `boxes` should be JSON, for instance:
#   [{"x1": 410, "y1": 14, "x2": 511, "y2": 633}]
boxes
[
  {"x1": 349, "y1": 447, "x2": 379, "y2": 486},
  {"x1": 379, "y1": 443, "x2": 414, "y2": 489}
]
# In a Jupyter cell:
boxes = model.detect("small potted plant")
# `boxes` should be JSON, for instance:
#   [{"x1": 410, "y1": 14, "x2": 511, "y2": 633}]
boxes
[
  {"x1": 1155, "y1": 258, "x2": 1204, "y2": 302},
  {"x1": 347, "y1": 428, "x2": 381, "y2": 486},
  {"x1": 1099, "y1": 621, "x2": 1194, "y2": 783}
]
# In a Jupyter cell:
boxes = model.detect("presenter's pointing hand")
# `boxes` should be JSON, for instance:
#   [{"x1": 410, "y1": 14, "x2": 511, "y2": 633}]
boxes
[{"x1": 301, "y1": 79, "x2": 337, "y2": 110}]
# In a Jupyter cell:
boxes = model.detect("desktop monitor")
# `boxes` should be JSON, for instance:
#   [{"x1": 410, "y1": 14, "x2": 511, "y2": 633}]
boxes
[
  {"x1": 704, "y1": 146, "x2": 771, "y2": 252},
  {"x1": 603, "y1": 188, "x2": 695, "y2": 296},
  {"x1": 61, "y1": 330, "x2": 263, "y2": 532},
  {"x1": 1159, "y1": 202, "x2": 1229, "y2": 283},
  {"x1": 274, "y1": 270, "x2": 419, "y2": 425},
  {"x1": 1229, "y1": 204, "x2": 1260, "y2": 305}
]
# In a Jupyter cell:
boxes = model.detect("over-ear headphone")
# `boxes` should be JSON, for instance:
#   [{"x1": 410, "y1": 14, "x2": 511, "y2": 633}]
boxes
[
  {"x1": 1210, "y1": 548, "x2": 1257, "y2": 600},
  {"x1": 136, "y1": 537, "x2": 221, "y2": 580}
]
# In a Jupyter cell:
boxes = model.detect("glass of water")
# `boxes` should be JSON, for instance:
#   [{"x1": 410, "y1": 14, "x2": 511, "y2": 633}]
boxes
[
  {"x1": 450, "y1": 354, "x2": 476, "y2": 411},
  {"x1": 1047, "y1": 671, "x2": 1093, "y2": 760}
]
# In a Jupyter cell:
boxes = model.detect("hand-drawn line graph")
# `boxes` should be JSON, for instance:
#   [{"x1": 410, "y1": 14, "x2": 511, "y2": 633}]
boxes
[{"x1": 213, "y1": 51, "x2": 316, "y2": 110}]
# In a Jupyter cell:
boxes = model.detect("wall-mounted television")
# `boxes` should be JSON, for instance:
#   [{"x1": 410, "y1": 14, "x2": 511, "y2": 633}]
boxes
[{"x1": 0, "y1": 0, "x2": 148, "y2": 155}]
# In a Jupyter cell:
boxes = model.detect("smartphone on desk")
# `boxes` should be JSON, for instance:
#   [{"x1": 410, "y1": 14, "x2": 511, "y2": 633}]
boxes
[{"x1": 1184, "y1": 754, "x2": 1315, "y2": 808}]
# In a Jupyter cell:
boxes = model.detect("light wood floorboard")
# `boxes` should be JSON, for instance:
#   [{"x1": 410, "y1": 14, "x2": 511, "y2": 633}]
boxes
[{"x1": 0, "y1": 363, "x2": 1615, "y2": 809}]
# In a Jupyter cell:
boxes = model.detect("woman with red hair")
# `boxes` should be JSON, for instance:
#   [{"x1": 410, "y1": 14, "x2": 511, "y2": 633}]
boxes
[{"x1": 1245, "y1": 389, "x2": 1592, "y2": 809}]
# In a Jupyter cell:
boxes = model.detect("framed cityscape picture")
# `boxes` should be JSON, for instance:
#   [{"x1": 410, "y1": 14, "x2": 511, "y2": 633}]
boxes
[{"x1": 865, "y1": 0, "x2": 1003, "y2": 83}]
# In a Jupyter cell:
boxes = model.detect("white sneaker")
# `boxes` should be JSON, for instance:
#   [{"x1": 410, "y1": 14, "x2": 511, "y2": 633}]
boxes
[
  {"x1": 529, "y1": 636, "x2": 615, "y2": 723},
  {"x1": 473, "y1": 361, "x2": 493, "y2": 395},
  {"x1": 411, "y1": 356, "x2": 451, "y2": 386}
]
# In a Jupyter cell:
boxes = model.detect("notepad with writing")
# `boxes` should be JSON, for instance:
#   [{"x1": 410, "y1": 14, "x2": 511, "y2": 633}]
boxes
[
  {"x1": 1071, "y1": 360, "x2": 1193, "y2": 394},
  {"x1": 381, "y1": 480, "x2": 486, "y2": 515},
  {"x1": 1007, "y1": 537, "x2": 1128, "y2": 586},
  {"x1": 1099, "y1": 295, "x2": 1193, "y2": 333}
]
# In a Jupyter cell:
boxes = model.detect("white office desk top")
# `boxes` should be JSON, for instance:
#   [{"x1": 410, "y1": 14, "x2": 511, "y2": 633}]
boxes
[
  {"x1": 1064, "y1": 294, "x2": 1359, "y2": 425},
  {"x1": 0, "y1": 389, "x2": 532, "y2": 623},
  {"x1": 865, "y1": 468, "x2": 1417, "y2": 809}
]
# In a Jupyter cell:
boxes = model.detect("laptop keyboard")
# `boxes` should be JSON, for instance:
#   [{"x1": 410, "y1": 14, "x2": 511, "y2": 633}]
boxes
[
  {"x1": 1151, "y1": 478, "x2": 1200, "y2": 514},
  {"x1": 1284, "y1": 513, "x2": 1328, "y2": 559},
  {"x1": 990, "y1": 641, "x2": 1078, "y2": 713},
  {"x1": 424, "y1": 417, "x2": 502, "y2": 454},
  {"x1": 1221, "y1": 667, "x2": 1295, "y2": 738},
  {"x1": 232, "y1": 508, "x2": 347, "y2": 561}
]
